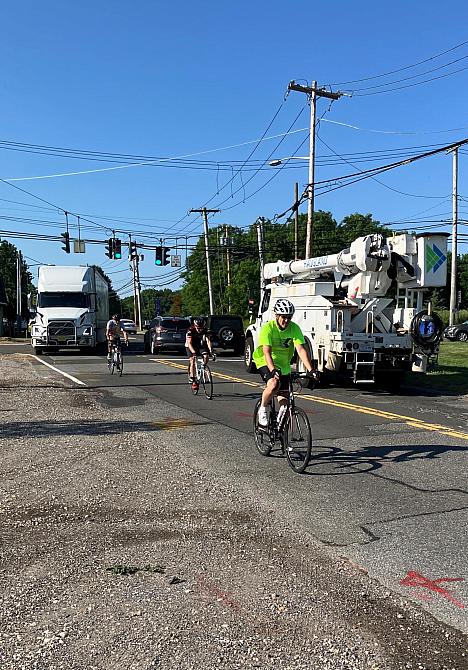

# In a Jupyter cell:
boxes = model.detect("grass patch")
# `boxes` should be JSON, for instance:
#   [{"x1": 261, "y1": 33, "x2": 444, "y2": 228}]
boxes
[{"x1": 407, "y1": 341, "x2": 468, "y2": 395}]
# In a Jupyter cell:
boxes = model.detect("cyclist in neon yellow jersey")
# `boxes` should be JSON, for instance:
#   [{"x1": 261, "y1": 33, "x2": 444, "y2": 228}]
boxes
[{"x1": 253, "y1": 299, "x2": 317, "y2": 427}]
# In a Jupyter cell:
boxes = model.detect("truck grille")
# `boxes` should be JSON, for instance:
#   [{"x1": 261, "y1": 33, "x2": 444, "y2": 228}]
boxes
[{"x1": 47, "y1": 321, "x2": 75, "y2": 338}]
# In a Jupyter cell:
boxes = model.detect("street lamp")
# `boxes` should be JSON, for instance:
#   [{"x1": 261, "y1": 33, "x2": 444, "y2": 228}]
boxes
[{"x1": 269, "y1": 157, "x2": 308, "y2": 167}]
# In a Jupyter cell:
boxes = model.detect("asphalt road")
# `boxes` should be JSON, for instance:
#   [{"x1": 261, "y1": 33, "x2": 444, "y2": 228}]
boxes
[{"x1": 4, "y1": 338, "x2": 468, "y2": 635}]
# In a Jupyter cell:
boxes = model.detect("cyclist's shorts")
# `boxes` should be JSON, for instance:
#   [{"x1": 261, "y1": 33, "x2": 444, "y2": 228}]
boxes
[
  {"x1": 258, "y1": 365, "x2": 290, "y2": 391},
  {"x1": 111, "y1": 335, "x2": 121, "y2": 345},
  {"x1": 186, "y1": 346, "x2": 209, "y2": 358}
]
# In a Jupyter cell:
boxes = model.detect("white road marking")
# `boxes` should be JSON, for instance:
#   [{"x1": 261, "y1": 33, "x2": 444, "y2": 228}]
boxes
[{"x1": 31, "y1": 355, "x2": 87, "y2": 386}]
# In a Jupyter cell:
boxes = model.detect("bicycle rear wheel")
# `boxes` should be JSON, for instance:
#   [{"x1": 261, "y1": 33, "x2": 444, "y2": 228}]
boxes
[
  {"x1": 284, "y1": 407, "x2": 312, "y2": 473},
  {"x1": 253, "y1": 400, "x2": 273, "y2": 456},
  {"x1": 201, "y1": 364, "x2": 213, "y2": 399}
]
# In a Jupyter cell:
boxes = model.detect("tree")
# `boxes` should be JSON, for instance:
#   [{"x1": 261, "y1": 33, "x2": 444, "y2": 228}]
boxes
[
  {"x1": 338, "y1": 213, "x2": 391, "y2": 246},
  {"x1": 0, "y1": 241, "x2": 34, "y2": 326}
]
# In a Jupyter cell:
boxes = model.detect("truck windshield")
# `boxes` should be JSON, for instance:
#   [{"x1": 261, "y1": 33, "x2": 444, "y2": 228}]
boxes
[{"x1": 38, "y1": 292, "x2": 89, "y2": 308}]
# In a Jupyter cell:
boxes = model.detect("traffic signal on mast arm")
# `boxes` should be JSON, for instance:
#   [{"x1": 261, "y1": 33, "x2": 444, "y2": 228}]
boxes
[
  {"x1": 105, "y1": 237, "x2": 115, "y2": 259},
  {"x1": 163, "y1": 247, "x2": 171, "y2": 266},
  {"x1": 61, "y1": 231, "x2": 70, "y2": 254},
  {"x1": 114, "y1": 238, "x2": 122, "y2": 259},
  {"x1": 155, "y1": 246, "x2": 163, "y2": 266},
  {"x1": 129, "y1": 241, "x2": 138, "y2": 260}
]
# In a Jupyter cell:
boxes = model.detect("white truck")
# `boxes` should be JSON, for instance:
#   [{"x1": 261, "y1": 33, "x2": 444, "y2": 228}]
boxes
[
  {"x1": 31, "y1": 266, "x2": 109, "y2": 355},
  {"x1": 244, "y1": 232, "x2": 448, "y2": 387}
]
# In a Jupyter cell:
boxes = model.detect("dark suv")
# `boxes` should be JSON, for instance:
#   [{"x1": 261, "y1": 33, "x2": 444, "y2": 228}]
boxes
[
  {"x1": 205, "y1": 315, "x2": 245, "y2": 355},
  {"x1": 144, "y1": 316, "x2": 191, "y2": 354}
]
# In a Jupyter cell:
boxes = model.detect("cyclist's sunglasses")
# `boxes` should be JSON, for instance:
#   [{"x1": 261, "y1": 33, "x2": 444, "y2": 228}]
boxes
[{"x1": 278, "y1": 314, "x2": 292, "y2": 321}]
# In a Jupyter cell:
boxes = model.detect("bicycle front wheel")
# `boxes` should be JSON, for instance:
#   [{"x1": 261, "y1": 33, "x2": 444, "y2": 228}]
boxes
[
  {"x1": 253, "y1": 400, "x2": 273, "y2": 456},
  {"x1": 202, "y1": 365, "x2": 213, "y2": 399},
  {"x1": 284, "y1": 407, "x2": 312, "y2": 473},
  {"x1": 107, "y1": 356, "x2": 114, "y2": 374}
]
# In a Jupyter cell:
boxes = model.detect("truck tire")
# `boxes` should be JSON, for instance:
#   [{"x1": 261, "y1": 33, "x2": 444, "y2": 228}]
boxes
[
  {"x1": 244, "y1": 336, "x2": 257, "y2": 373},
  {"x1": 33, "y1": 347, "x2": 42, "y2": 355}
]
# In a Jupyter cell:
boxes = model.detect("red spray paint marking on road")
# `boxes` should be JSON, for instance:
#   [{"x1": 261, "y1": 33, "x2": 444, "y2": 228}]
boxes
[
  {"x1": 400, "y1": 571, "x2": 465, "y2": 609},
  {"x1": 195, "y1": 574, "x2": 242, "y2": 613}
]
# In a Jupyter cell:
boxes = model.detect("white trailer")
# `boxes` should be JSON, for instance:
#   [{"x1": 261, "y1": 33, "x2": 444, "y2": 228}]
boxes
[
  {"x1": 244, "y1": 232, "x2": 448, "y2": 387},
  {"x1": 31, "y1": 266, "x2": 109, "y2": 355}
]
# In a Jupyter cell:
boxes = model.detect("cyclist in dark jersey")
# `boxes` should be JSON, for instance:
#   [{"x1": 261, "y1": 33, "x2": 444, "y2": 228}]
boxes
[{"x1": 186, "y1": 318, "x2": 214, "y2": 390}]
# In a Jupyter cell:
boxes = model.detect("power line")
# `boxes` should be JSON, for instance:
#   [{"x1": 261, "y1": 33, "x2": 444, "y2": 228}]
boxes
[{"x1": 329, "y1": 39, "x2": 468, "y2": 86}]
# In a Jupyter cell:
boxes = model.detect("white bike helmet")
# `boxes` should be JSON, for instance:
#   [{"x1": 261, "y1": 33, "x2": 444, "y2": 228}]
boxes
[{"x1": 273, "y1": 298, "x2": 295, "y2": 317}]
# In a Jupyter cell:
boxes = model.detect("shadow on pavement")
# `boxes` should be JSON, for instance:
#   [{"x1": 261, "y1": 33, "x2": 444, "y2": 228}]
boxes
[
  {"x1": 305, "y1": 442, "x2": 468, "y2": 480},
  {"x1": 1, "y1": 418, "x2": 212, "y2": 438}
]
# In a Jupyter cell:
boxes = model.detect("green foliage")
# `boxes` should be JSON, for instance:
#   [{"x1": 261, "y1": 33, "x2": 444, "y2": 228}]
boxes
[
  {"x1": 180, "y1": 211, "x2": 385, "y2": 317},
  {"x1": 433, "y1": 309, "x2": 468, "y2": 327},
  {"x1": 120, "y1": 288, "x2": 181, "y2": 321},
  {"x1": 409, "y1": 341, "x2": 468, "y2": 395},
  {"x1": 0, "y1": 241, "x2": 34, "y2": 319}
]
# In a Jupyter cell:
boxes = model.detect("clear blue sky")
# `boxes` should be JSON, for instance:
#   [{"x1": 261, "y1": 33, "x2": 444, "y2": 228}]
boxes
[{"x1": 1, "y1": 1, "x2": 468, "y2": 296}]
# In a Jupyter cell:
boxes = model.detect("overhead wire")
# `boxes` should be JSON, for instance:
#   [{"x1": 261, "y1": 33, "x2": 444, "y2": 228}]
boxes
[{"x1": 329, "y1": 38, "x2": 468, "y2": 85}]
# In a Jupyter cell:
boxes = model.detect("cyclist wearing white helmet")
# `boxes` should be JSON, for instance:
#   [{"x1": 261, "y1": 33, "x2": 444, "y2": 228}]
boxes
[{"x1": 253, "y1": 298, "x2": 316, "y2": 427}]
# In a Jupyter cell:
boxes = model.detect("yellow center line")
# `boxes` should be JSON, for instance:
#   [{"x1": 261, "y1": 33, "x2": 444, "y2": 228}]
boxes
[{"x1": 149, "y1": 359, "x2": 468, "y2": 442}]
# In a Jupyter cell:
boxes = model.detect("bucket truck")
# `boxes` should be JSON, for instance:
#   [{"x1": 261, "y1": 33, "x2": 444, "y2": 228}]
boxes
[{"x1": 244, "y1": 232, "x2": 448, "y2": 386}]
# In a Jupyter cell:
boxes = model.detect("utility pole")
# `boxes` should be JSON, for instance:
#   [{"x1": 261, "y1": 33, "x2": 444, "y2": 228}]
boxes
[
  {"x1": 190, "y1": 208, "x2": 219, "y2": 315},
  {"x1": 288, "y1": 80, "x2": 344, "y2": 258},
  {"x1": 225, "y1": 225, "x2": 232, "y2": 312},
  {"x1": 134, "y1": 253, "x2": 142, "y2": 329},
  {"x1": 256, "y1": 217, "x2": 265, "y2": 292},
  {"x1": 16, "y1": 251, "x2": 22, "y2": 336},
  {"x1": 449, "y1": 147, "x2": 458, "y2": 326},
  {"x1": 129, "y1": 235, "x2": 142, "y2": 327},
  {"x1": 294, "y1": 182, "x2": 299, "y2": 260}
]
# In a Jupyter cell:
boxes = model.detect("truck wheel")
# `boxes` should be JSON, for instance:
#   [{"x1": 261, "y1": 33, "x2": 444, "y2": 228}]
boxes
[
  {"x1": 244, "y1": 337, "x2": 257, "y2": 373},
  {"x1": 33, "y1": 347, "x2": 42, "y2": 355}
]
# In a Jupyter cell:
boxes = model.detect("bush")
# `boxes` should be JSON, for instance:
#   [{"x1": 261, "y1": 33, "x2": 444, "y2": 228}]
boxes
[{"x1": 435, "y1": 309, "x2": 468, "y2": 327}]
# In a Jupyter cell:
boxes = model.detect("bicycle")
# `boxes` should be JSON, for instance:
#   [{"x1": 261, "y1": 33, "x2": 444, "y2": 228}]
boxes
[
  {"x1": 188, "y1": 353, "x2": 215, "y2": 399},
  {"x1": 253, "y1": 372, "x2": 313, "y2": 474},
  {"x1": 107, "y1": 339, "x2": 126, "y2": 376}
]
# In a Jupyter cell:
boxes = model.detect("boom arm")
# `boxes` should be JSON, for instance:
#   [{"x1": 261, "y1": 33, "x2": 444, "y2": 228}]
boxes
[{"x1": 263, "y1": 234, "x2": 391, "y2": 280}]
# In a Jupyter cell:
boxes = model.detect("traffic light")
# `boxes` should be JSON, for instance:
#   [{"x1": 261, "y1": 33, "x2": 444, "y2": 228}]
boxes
[
  {"x1": 61, "y1": 232, "x2": 70, "y2": 254},
  {"x1": 129, "y1": 241, "x2": 138, "y2": 260},
  {"x1": 155, "y1": 246, "x2": 163, "y2": 266},
  {"x1": 105, "y1": 238, "x2": 115, "y2": 259},
  {"x1": 114, "y1": 238, "x2": 122, "y2": 259},
  {"x1": 163, "y1": 247, "x2": 171, "y2": 266}
]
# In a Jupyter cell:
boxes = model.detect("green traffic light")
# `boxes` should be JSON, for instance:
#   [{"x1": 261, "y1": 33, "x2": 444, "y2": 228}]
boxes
[
  {"x1": 115, "y1": 252, "x2": 122, "y2": 259},
  {"x1": 155, "y1": 259, "x2": 162, "y2": 265}
]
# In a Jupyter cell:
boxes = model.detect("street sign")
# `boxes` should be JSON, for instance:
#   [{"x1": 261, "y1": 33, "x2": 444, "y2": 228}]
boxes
[
  {"x1": 171, "y1": 255, "x2": 181, "y2": 267},
  {"x1": 74, "y1": 240, "x2": 86, "y2": 253}
]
